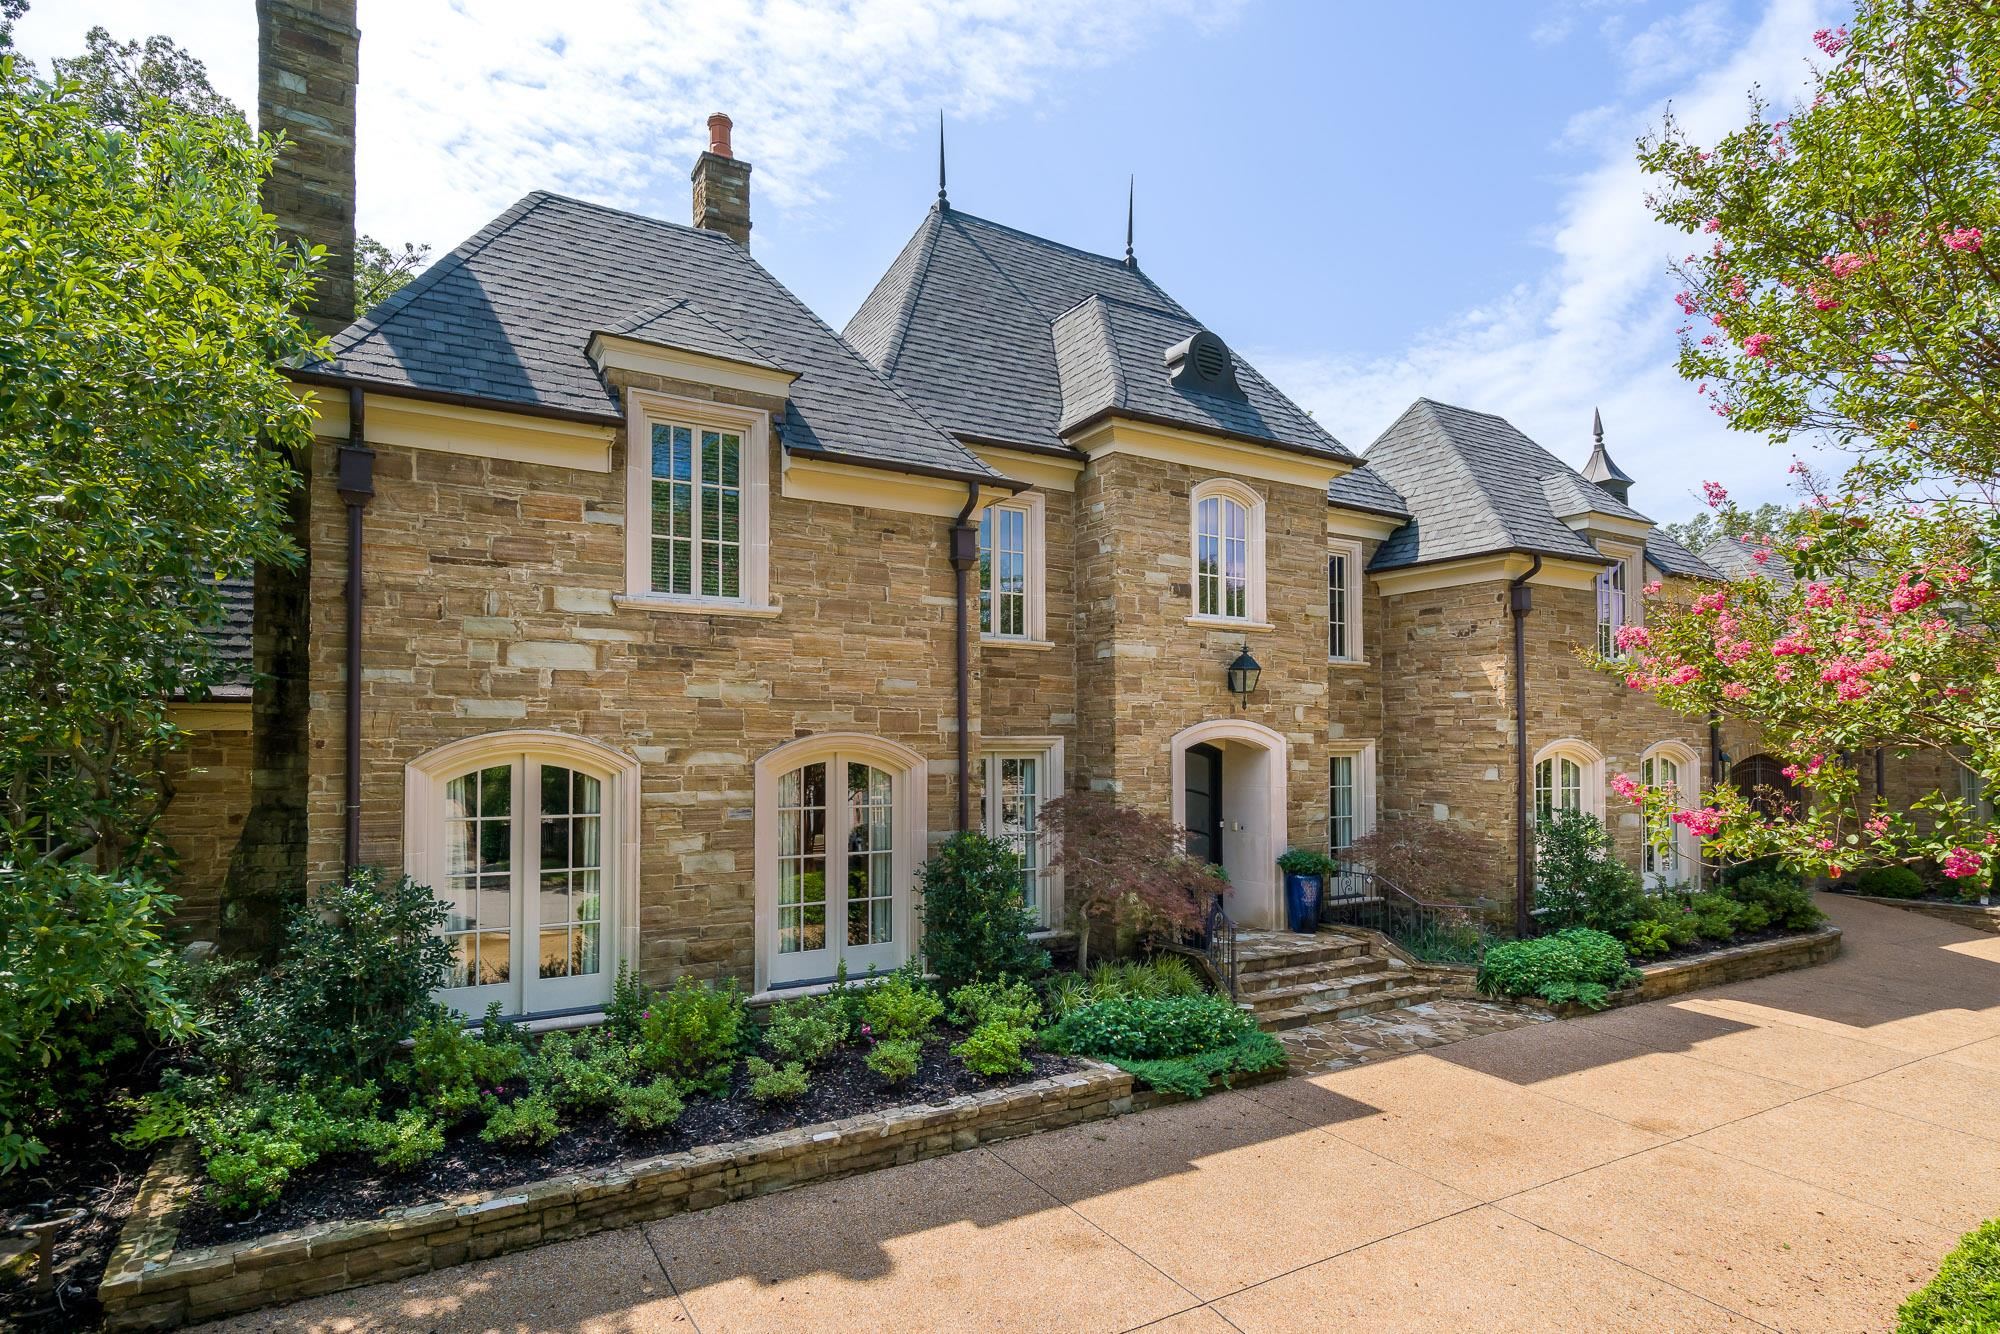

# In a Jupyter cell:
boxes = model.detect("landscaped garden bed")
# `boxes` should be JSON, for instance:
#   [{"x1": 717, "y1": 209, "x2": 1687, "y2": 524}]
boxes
[{"x1": 1826, "y1": 866, "x2": 2000, "y2": 934}]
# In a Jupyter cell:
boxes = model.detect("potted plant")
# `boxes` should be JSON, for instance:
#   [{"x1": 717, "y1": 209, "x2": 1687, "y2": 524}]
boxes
[{"x1": 1276, "y1": 848, "x2": 1338, "y2": 933}]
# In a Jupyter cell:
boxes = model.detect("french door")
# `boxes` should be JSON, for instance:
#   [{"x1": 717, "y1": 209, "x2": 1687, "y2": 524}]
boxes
[
  {"x1": 771, "y1": 754, "x2": 902, "y2": 986},
  {"x1": 435, "y1": 756, "x2": 613, "y2": 1017},
  {"x1": 1641, "y1": 753, "x2": 1696, "y2": 889}
]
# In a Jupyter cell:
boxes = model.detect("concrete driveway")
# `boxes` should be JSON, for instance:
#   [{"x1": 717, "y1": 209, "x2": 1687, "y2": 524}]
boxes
[{"x1": 205, "y1": 893, "x2": 2000, "y2": 1333}]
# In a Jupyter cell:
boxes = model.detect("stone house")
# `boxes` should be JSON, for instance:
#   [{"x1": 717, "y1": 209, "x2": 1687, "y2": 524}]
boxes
[{"x1": 153, "y1": 2, "x2": 1883, "y2": 1020}]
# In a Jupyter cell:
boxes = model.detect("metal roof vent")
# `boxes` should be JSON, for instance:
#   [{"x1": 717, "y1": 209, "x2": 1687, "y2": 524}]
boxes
[{"x1": 1165, "y1": 330, "x2": 1240, "y2": 396}]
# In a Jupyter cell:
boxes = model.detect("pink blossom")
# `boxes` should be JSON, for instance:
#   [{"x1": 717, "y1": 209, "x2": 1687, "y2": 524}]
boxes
[
  {"x1": 1702, "y1": 480, "x2": 1729, "y2": 508},
  {"x1": 1722, "y1": 681, "x2": 1750, "y2": 701},
  {"x1": 1836, "y1": 679, "x2": 1871, "y2": 701},
  {"x1": 1666, "y1": 664, "x2": 1700, "y2": 686},
  {"x1": 1814, "y1": 837, "x2": 1837, "y2": 854},
  {"x1": 1807, "y1": 284, "x2": 1842, "y2": 311},
  {"x1": 1643, "y1": 580, "x2": 1663, "y2": 597},
  {"x1": 1803, "y1": 582, "x2": 1837, "y2": 608},
  {"x1": 1942, "y1": 847, "x2": 1985, "y2": 879},
  {"x1": 1772, "y1": 634, "x2": 1814, "y2": 657},
  {"x1": 1704, "y1": 217, "x2": 1722, "y2": 234},
  {"x1": 1813, "y1": 26, "x2": 1848, "y2": 55},
  {"x1": 1718, "y1": 640, "x2": 1755, "y2": 665},
  {"x1": 1610, "y1": 773, "x2": 1643, "y2": 803},
  {"x1": 1674, "y1": 290, "x2": 1703, "y2": 315},
  {"x1": 1943, "y1": 227, "x2": 1984, "y2": 253},
  {"x1": 1776, "y1": 663, "x2": 1795, "y2": 683},
  {"x1": 1889, "y1": 578, "x2": 1937, "y2": 614},
  {"x1": 1741, "y1": 333, "x2": 1774, "y2": 361},
  {"x1": 1750, "y1": 547, "x2": 1771, "y2": 565},
  {"x1": 1729, "y1": 275, "x2": 1748, "y2": 301},
  {"x1": 1614, "y1": 625, "x2": 1651, "y2": 652},
  {"x1": 1865, "y1": 814, "x2": 1891, "y2": 838},
  {"x1": 1673, "y1": 807, "x2": 1726, "y2": 837},
  {"x1": 1825, "y1": 251, "x2": 1874, "y2": 279}
]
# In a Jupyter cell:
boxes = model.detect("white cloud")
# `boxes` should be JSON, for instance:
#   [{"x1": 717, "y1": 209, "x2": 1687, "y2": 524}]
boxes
[
  {"x1": 14, "y1": 0, "x2": 1241, "y2": 255},
  {"x1": 1252, "y1": 0, "x2": 1835, "y2": 521}
]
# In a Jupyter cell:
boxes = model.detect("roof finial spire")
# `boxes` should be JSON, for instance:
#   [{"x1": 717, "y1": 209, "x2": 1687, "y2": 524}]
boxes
[
  {"x1": 937, "y1": 111, "x2": 949, "y2": 209},
  {"x1": 1593, "y1": 405, "x2": 1604, "y2": 448},
  {"x1": 1124, "y1": 175, "x2": 1136, "y2": 269},
  {"x1": 1581, "y1": 405, "x2": 1635, "y2": 504}
]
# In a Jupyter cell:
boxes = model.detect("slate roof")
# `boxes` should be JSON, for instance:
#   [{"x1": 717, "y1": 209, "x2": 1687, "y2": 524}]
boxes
[
  {"x1": 845, "y1": 205, "x2": 1352, "y2": 462},
  {"x1": 1699, "y1": 535, "x2": 1798, "y2": 589},
  {"x1": 190, "y1": 574, "x2": 254, "y2": 700},
  {"x1": 318, "y1": 192, "x2": 993, "y2": 482},
  {"x1": 1325, "y1": 464, "x2": 1410, "y2": 519},
  {"x1": 1362, "y1": 400, "x2": 1647, "y2": 570},
  {"x1": 1645, "y1": 530, "x2": 1723, "y2": 581}
]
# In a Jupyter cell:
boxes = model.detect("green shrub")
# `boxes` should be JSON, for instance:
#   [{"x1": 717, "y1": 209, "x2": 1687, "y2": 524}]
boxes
[
  {"x1": 1043, "y1": 994, "x2": 1256, "y2": 1061},
  {"x1": 1114, "y1": 1032, "x2": 1289, "y2": 1097},
  {"x1": 359, "y1": 1108, "x2": 444, "y2": 1173},
  {"x1": 1854, "y1": 865, "x2": 1928, "y2": 899},
  {"x1": 948, "y1": 979, "x2": 1042, "y2": 1031},
  {"x1": 1687, "y1": 891, "x2": 1745, "y2": 942},
  {"x1": 1145, "y1": 955, "x2": 1204, "y2": 997},
  {"x1": 635, "y1": 978, "x2": 746, "y2": 1093},
  {"x1": 1624, "y1": 919, "x2": 1674, "y2": 957},
  {"x1": 1276, "y1": 848, "x2": 1339, "y2": 878},
  {"x1": 953, "y1": 1021, "x2": 1032, "y2": 1076},
  {"x1": 864, "y1": 1037, "x2": 923, "y2": 1084},
  {"x1": 396, "y1": 1008, "x2": 525, "y2": 1122},
  {"x1": 1534, "y1": 810, "x2": 1647, "y2": 934},
  {"x1": 1900, "y1": 1217, "x2": 2000, "y2": 1333},
  {"x1": 917, "y1": 831, "x2": 1050, "y2": 993},
  {"x1": 1475, "y1": 929, "x2": 1640, "y2": 1009},
  {"x1": 762, "y1": 995, "x2": 846, "y2": 1067},
  {"x1": 858, "y1": 971, "x2": 944, "y2": 1043},
  {"x1": 532, "y1": 1030, "x2": 635, "y2": 1112},
  {"x1": 611, "y1": 1080, "x2": 685, "y2": 1133},
  {"x1": 1729, "y1": 871, "x2": 1827, "y2": 930},
  {"x1": 193, "y1": 1082, "x2": 381, "y2": 1210},
  {"x1": 1090, "y1": 959, "x2": 1164, "y2": 1000},
  {"x1": 606, "y1": 963, "x2": 650, "y2": 1038},
  {"x1": 1042, "y1": 973, "x2": 1094, "y2": 1021},
  {"x1": 481, "y1": 1092, "x2": 561, "y2": 1150},
  {"x1": 745, "y1": 1056, "x2": 808, "y2": 1103},
  {"x1": 1394, "y1": 917, "x2": 1490, "y2": 964}
]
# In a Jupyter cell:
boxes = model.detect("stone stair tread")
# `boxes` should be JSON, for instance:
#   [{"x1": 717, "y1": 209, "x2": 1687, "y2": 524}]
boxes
[
  {"x1": 1240, "y1": 970, "x2": 1406, "y2": 1011},
  {"x1": 1236, "y1": 941, "x2": 1370, "y2": 973},
  {"x1": 1237, "y1": 958, "x2": 1401, "y2": 993},
  {"x1": 1250, "y1": 983, "x2": 1443, "y2": 1031}
]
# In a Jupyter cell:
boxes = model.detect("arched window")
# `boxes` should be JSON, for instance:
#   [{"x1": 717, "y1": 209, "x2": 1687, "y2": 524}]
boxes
[
  {"x1": 405, "y1": 731, "x2": 641, "y2": 1018},
  {"x1": 1641, "y1": 741, "x2": 1702, "y2": 888},
  {"x1": 1189, "y1": 479, "x2": 1266, "y2": 624},
  {"x1": 1533, "y1": 740, "x2": 1604, "y2": 824},
  {"x1": 755, "y1": 734, "x2": 927, "y2": 991}
]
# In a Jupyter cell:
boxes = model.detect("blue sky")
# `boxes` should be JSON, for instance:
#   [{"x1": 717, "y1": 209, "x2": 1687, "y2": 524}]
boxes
[{"x1": 18, "y1": 0, "x2": 1843, "y2": 524}]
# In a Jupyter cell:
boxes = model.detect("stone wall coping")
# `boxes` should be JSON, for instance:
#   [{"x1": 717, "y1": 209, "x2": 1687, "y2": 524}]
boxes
[
  {"x1": 98, "y1": 1060, "x2": 1136, "y2": 1330},
  {"x1": 1522, "y1": 924, "x2": 1843, "y2": 1016},
  {"x1": 1837, "y1": 893, "x2": 2000, "y2": 935}
]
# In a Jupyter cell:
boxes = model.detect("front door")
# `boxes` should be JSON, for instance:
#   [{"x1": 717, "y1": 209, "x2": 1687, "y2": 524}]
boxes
[{"x1": 1185, "y1": 742, "x2": 1225, "y2": 867}]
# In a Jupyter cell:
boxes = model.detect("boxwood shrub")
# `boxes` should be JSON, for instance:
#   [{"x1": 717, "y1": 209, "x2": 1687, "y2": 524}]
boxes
[
  {"x1": 1475, "y1": 928, "x2": 1641, "y2": 1010},
  {"x1": 1900, "y1": 1216, "x2": 2000, "y2": 1332}
]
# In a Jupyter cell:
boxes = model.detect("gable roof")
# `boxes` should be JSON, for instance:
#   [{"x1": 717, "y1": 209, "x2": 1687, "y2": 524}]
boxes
[
  {"x1": 1699, "y1": 535, "x2": 1799, "y2": 589},
  {"x1": 1362, "y1": 399, "x2": 1650, "y2": 570},
  {"x1": 845, "y1": 205, "x2": 1352, "y2": 462},
  {"x1": 315, "y1": 192, "x2": 994, "y2": 482},
  {"x1": 1645, "y1": 530, "x2": 1723, "y2": 581}
]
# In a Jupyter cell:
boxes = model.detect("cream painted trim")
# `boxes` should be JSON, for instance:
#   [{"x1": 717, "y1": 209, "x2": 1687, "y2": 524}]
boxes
[
  {"x1": 308, "y1": 389, "x2": 616, "y2": 473},
  {"x1": 1326, "y1": 739, "x2": 1380, "y2": 851},
  {"x1": 1532, "y1": 737, "x2": 1607, "y2": 824},
  {"x1": 981, "y1": 637, "x2": 1055, "y2": 651},
  {"x1": 1185, "y1": 616, "x2": 1275, "y2": 633},
  {"x1": 1640, "y1": 739, "x2": 1704, "y2": 887},
  {"x1": 752, "y1": 732, "x2": 928, "y2": 995},
  {"x1": 1169, "y1": 718, "x2": 1289, "y2": 930},
  {"x1": 614, "y1": 595, "x2": 782, "y2": 618},
  {"x1": 586, "y1": 332, "x2": 800, "y2": 398},
  {"x1": 1596, "y1": 538, "x2": 1646, "y2": 637},
  {"x1": 1325, "y1": 509, "x2": 1404, "y2": 542},
  {"x1": 1327, "y1": 538, "x2": 1365, "y2": 664},
  {"x1": 1562, "y1": 513, "x2": 1655, "y2": 544},
  {"x1": 969, "y1": 444, "x2": 1086, "y2": 493},
  {"x1": 170, "y1": 702, "x2": 252, "y2": 732},
  {"x1": 404, "y1": 730, "x2": 642, "y2": 1019},
  {"x1": 781, "y1": 453, "x2": 1009, "y2": 518},
  {"x1": 980, "y1": 490, "x2": 1048, "y2": 642},
  {"x1": 1068, "y1": 417, "x2": 1346, "y2": 492},
  {"x1": 624, "y1": 389, "x2": 772, "y2": 608},
  {"x1": 1372, "y1": 553, "x2": 1605, "y2": 596},
  {"x1": 980, "y1": 736, "x2": 1067, "y2": 930},
  {"x1": 1189, "y1": 477, "x2": 1267, "y2": 625}
]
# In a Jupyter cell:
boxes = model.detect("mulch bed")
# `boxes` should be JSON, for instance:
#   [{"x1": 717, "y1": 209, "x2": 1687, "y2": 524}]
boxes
[
  {"x1": 175, "y1": 1033, "x2": 1083, "y2": 1251},
  {"x1": 1639, "y1": 924, "x2": 1816, "y2": 965},
  {"x1": 0, "y1": 1137, "x2": 153, "y2": 1333}
]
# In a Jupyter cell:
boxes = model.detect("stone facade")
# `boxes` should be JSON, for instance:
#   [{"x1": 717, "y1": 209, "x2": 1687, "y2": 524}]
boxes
[{"x1": 155, "y1": 723, "x2": 255, "y2": 941}]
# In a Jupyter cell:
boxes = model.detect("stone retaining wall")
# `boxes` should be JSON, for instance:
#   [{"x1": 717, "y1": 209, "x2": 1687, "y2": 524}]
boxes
[
  {"x1": 100, "y1": 1063, "x2": 1133, "y2": 1331},
  {"x1": 1522, "y1": 925, "x2": 1843, "y2": 1016},
  {"x1": 1841, "y1": 894, "x2": 2000, "y2": 935}
]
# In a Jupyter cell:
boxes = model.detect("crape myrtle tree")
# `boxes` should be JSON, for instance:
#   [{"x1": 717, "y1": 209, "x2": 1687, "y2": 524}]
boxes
[{"x1": 1614, "y1": 0, "x2": 2000, "y2": 882}]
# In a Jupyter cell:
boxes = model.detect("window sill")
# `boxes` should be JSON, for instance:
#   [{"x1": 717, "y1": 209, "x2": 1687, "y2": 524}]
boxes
[
  {"x1": 1328, "y1": 656, "x2": 1371, "y2": 668},
  {"x1": 981, "y1": 636, "x2": 1056, "y2": 652},
  {"x1": 1185, "y1": 615, "x2": 1274, "y2": 633},
  {"x1": 615, "y1": 595, "x2": 782, "y2": 619}
]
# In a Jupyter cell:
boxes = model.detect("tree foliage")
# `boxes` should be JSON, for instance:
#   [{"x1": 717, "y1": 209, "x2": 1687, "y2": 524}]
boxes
[
  {"x1": 356, "y1": 235, "x2": 432, "y2": 316},
  {"x1": 1039, "y1": 793, "x2": 1212, "y2": 973},
  {"x1": 1661, "y1": 500, "x2": 1794, "y2": 556},
  {"x1": 51, "y1": 24, "x2": 241, "y2": 131}
]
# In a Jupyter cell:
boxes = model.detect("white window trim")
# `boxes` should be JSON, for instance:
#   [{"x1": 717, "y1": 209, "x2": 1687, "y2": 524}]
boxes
[
  {"x1": 1327, "y1": 740, "x2": 1378, "y2": 855},
  {"x1": 978, "y1": 491, "x2": 1047, "y2": 643},
  {"x1": 981, "y1": 736, "x2": 1065, "y2": 929},
  {"x1": 1327, "y1": 538, "x2": 1365, "y2": 663},
  {"x1": 403, "y1": 729, "x2": 643, "y2": 1019},
  {"x1": 1188, "y1": 477, "x2": 1266, "y2": 625},
  {"x1": 1640, "y1": 740, "x2": 1702, "y2": 888},
  {"x1": 1532, "y1": 738, "x2": 1606, "y2": 823},
  {"x1": 1595, "y1": 539, "x2": 1643, "y2": 655},
  {"x1": 751, "y1": 732, "x2": 927, "y2": 995},
  {"x1": 622, "y1": 387, "x2": 774, "y2": 613}
]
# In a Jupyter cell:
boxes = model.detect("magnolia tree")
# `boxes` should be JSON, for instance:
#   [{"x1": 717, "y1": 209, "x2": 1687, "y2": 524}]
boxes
[{"x1": 1620, "y1": 0, "x2": 2000, "y2": 883}]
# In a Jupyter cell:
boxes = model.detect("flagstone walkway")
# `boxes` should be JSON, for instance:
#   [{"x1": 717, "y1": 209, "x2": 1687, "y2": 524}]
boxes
[{"x1": 204, "y1": 892, "x2": 2000, "y2": 1333}]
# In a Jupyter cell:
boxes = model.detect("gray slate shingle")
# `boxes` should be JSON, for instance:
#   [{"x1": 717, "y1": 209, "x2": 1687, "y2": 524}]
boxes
[
  {"x1": 845, "y1": 206, "x2": 1351, "y2": 461},
  {"x1": 321, "y1": 192, "x2": 992, "y2": 481},
  {"x1": 1645, "y1": 530, "x2": 1723, "y2": 581},
  {"x1": 1325, "y1": 465, "x2": 1410, "y2": 519},
  {"x1": 1698, "y1": 535, "x2": 1798, "y2": 589}
]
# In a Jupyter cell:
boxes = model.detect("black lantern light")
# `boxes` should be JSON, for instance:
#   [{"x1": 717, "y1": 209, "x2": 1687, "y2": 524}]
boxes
[{"x1": 1225, "y1": 645, "x2": 1262, "y2": 703}]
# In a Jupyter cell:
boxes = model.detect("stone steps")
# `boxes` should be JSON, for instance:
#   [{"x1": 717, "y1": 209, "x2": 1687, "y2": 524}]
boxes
[
  {"x1": 1229, "y1": 928, "x2": 1441, "y2": 1033},
  {"x1": 1236, "y1": 956, "x2": 1389, "y2": 997},
  {"x1": 1255, "y1": 982, "x2": 1445, "y2": 1031},
  {"x1": 1240, "y1": 968, "x2": 1406, "y2": 1017}
]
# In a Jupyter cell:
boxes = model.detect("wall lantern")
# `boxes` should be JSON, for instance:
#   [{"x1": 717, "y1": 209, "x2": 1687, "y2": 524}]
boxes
[{"x1": 1225, "y1": 646, "x2": 1262, "y2": 703}]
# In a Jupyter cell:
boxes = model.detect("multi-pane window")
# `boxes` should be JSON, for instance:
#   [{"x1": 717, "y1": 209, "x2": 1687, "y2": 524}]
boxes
[
  {"x1": 1534, "y1": 755, "x2": 1584, "y2": 822},
  {"x1": 1328, "y1": 550, "x2": 1350, "y2": 659},
  {"x1": 776, "y1": 762, "x2": 829, "y2": 957},
  {"x1": 1195, "y1": 493, "x2": 1249, "y2": 619},
  {"x1": 1596, "y1": 557, "x2": 1628, "y2": 657},
  {"x1": 443, "y1": 764, "x2": 514, "y2": 988},
  {"x1": 536, "y1": 766, "x2": 603, "y2": 980},
  {"x1": 991, "y1": 755, "x2": 1044, "y2": 917},
  {"x1": 770, "y1": 752, "x2": 900, "y2": 983},
  {"x1": 1329, "y1": 755, "x2": 1356, "y2": 859},
  {"x1": 980, "y1": 505, "x2": 1028, "y2": 637},
  {"x1": 844, "y1": 762, "x2": 895, "y2": 948},
  {"x1": 1641, "y1": 753, "x2": 1681, "y2": 883},
  {"x1": 650, "y1": 420, "x2": 742, "y2": 601}
]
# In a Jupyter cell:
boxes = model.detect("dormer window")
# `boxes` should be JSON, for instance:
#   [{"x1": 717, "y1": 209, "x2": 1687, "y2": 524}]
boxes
[
  {"x1": 621, "y1": 388, "x2": 774, "y2": 614},
  {"x1": 1594, "y1": 541, "x2": 1642, "y2": 656}
]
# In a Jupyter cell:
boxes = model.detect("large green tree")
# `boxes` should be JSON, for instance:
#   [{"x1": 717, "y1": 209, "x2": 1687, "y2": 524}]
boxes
[{"x1": 1620, "y1": 0, "x2": 2000, "y2": 882}]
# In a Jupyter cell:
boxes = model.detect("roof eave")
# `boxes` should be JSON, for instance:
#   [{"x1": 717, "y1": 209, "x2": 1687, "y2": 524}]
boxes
[
  {"x1": 1060, "y1": 406, "x2": 1354, "y2": 466},
  {"x1": 287, "y1": 367, "x2": 623, "y2": 427}
]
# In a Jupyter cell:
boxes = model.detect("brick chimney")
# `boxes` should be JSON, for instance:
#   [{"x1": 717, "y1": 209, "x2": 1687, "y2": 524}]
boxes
[
  {"x1": 691, "y1": 112, "x2": 752, "y2": 249},
  {"x1": 257, "y1": 0, "x2": 358, "y2": 335}
]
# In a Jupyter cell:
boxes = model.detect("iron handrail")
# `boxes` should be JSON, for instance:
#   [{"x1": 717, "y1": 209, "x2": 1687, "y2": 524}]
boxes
[
  {"x1": 1318, "y1": 866, "x2": 1500, "y2": 960},
  {"x1": 1202, "y1": 892, "x2": 1239, "y2": 999}
]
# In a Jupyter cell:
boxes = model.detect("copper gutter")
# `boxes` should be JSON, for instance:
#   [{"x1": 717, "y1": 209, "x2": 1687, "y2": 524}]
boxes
[
  {"x1": 1510, "y1": 553, "x2": 1543, "y2": 936},
  {"x1": 335, "y1": 385, "x2": 375, "y2": 871}
]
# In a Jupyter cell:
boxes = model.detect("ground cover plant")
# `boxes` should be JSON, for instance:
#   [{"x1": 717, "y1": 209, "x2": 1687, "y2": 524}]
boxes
[
  {"x1": 1899, "y1": 1217, "x2": 2000, "y2": 1333},
  {"x1": 1475, "y1": 929, "x2": 1643, "y2": 1010},
  {"x1": 1041, "y1": 983, "x2": 1286, "y2": 1097}
]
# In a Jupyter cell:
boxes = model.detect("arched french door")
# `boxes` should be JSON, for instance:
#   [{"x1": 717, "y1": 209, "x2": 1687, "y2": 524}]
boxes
[
  {"x1": 405, "y1": 732, "x2": 639, "y2": 1018},
  {"x1": 1641, "y1": 743, "x2": 1701, "y2": 888}
]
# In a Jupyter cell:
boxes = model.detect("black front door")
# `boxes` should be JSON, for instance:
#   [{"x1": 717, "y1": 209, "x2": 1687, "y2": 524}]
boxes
[{"x1": 1185, "y1": 743, "x2": 1224, "y2": 867}]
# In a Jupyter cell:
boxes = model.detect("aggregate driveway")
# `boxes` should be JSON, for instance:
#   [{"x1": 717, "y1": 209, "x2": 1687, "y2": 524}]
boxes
[{"x1": 205, "y1": 893, "x2": 2000, "y2": 1333}]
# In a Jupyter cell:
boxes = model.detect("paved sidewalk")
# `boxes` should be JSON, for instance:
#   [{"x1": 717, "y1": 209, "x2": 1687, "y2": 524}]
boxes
[{"x1": 206, "y1": 893, "x2": 2000, "y2": 1333}]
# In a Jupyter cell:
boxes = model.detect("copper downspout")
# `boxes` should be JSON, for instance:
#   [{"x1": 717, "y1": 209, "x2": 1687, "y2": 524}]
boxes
[
  {"x1": 1509, "y1": 553, "x2": 1543, "y2": 937},
  {"x1": 335, "y1": 386, "x2": 375, "y2": 871},
  {"x1": 949, "y1": 483, "x2": 981, "y2": 831}
]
